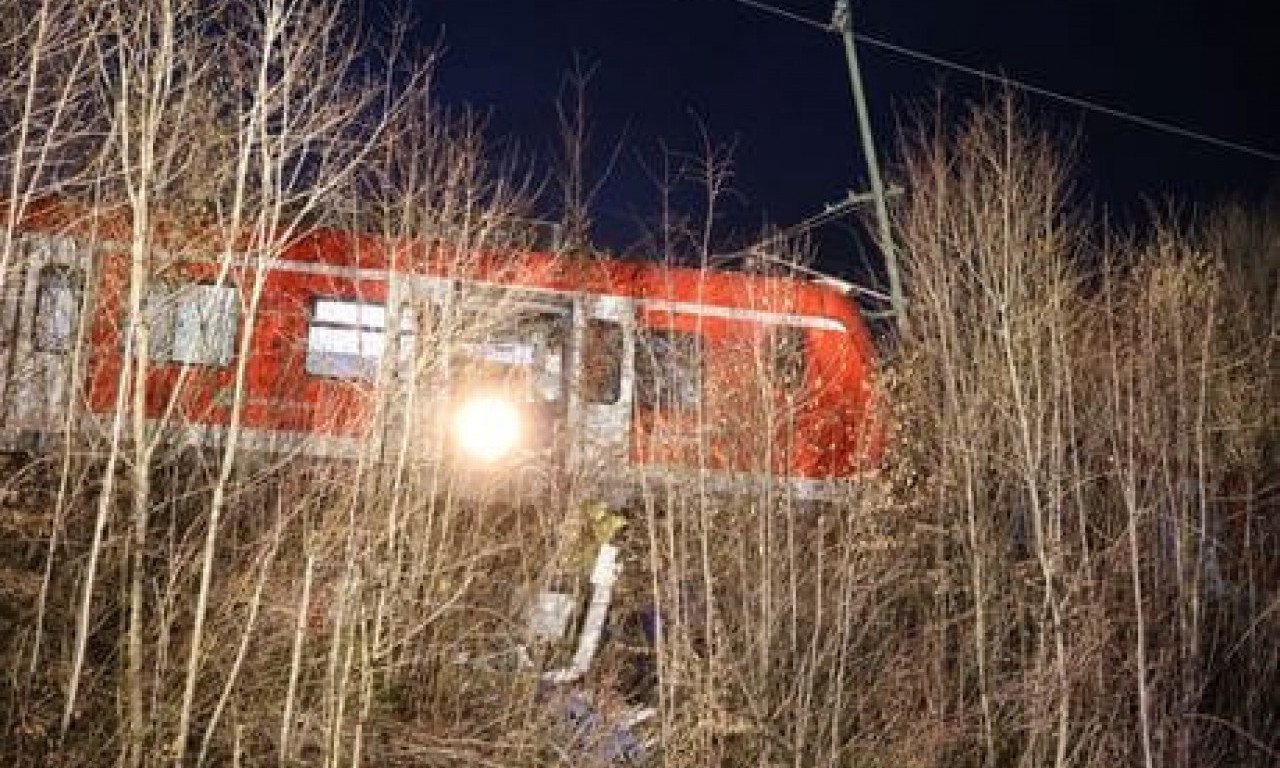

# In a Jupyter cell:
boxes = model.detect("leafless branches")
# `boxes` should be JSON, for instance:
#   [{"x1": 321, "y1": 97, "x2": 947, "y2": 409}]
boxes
[{"x1": 0, "y1": 5, "x2": 1274, "y2": 764}]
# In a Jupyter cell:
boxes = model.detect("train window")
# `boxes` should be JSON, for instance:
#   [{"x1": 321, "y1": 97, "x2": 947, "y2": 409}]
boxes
[
  {"x1": 34, "y1": 265, "x2": 83, "y2": 352},
  {"x1": 772, "y1": 326, "x2": 807, "y2": 391},
  {"x1": 635, "y1": 328, "x2": 702, "y2": 411},
  {"x1": 582, "y1": 319, "x2": 622, "y2": 404},
  {"x1": 453, "y1": 311, "x2": 567, "y2": 402},
  {"x1": 451, "y1": 286, "x2": 570, "y2": 402},
  {"x1": 146, "y1": 281, "x2": 238, "y2": 366},
  {"x1": 306, "y1": 298, "x2": 416, "y2": 380}
]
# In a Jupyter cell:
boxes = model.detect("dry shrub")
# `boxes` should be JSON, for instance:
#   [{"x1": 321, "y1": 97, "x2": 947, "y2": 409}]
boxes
[
  {"x1": 888, "y1": 95, "x2": 1279, "y2": 768},
  {"x1": 1, "y1": 6, "x2": 1275, "y2": 762}
]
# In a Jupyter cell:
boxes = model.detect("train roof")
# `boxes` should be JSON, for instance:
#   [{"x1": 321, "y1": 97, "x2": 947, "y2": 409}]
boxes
[{"x1": 9, "y1": 197, "x2": 872, "y2": 338}]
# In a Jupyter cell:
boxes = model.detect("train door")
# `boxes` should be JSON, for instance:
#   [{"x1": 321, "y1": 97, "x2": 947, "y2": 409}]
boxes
[
  {"x1": 568, "y1": 294, "x2": 634, "y2": 502},
  {"x1": 1, "y1": 234, "x2": 88, "y2": 441},
  {"x1": 442, "y1": 283, "x2": 573, "y2": 494},
  {"x1": 379, "y1": 274, "x2": 453, "y2": 458},
  {"x1": 0, "y1": 242, "x2": 25, "y2": 435}
]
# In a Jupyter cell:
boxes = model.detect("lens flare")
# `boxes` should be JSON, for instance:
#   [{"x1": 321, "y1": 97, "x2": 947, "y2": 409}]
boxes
[{"x1": 453, "y1": 395, "x2": 521, "y2": 462}]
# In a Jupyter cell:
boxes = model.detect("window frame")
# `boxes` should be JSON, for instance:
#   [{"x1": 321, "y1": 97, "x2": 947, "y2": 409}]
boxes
[
  {"x1": 144, "y1": 279, "x2": 240, "y2": 368},
  {"x1": 304, "y1": 296, "x2": 418, "y2": 381},
  {"x1": 449, "y1": 285, "x2": 572, "y2": 403},
  {"x1": 634, "y1": 326, "x2": 704, "y2": 412},
  {"x1": 582, "y1": 318, "x2": 623, "y2": 405},
  {"x1": 771, "y1": 325, "x2": 808, "y2": 393},
  {"x1": 33, "y1": 264, "x2": 84, "y2": 353}
]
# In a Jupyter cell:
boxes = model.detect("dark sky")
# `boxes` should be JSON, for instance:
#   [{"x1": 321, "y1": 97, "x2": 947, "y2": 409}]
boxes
[{"x1": 369, "y1": 1, "x2": 1280, "y2": 260}]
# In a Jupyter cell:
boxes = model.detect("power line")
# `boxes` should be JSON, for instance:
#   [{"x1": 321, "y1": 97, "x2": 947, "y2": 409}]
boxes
[
  {"x1": 754, "y1": 186, "x2": 904, "y2": 249},
  {"x1": 729, "y1": 0, "x2": 831, "y2": 33},
  {"x1": 726, "y1": 0, "x2": 1280, "y2": 163},
  {"x1": 748, "y1": 253, "x2": 895, "y2": 304},
  {"x1": 853, "y1": 33, "x2": 1280, "y2": 163}
]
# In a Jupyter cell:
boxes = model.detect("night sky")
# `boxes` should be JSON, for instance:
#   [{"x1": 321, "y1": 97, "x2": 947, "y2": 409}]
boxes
[{"x1": 367, "y1": 1, "x2": 1280, "y2": 262}]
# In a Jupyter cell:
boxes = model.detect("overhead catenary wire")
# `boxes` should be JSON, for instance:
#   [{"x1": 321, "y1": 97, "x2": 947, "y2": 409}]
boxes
[
  {"x1": 716, "y1": 191, "x2": 899, "y2": 305},
  {"x1": 754, "y1": 255, "x2": 895, "y2": 303},
  {"x1": 753, "y1": 185, "x2": 904, "y2": 249},
  {"x1": 730, "y1": 0, "x2": 832, "y2": 33},
  {"x1": 727, "y1": 0, "x2": 1280, "y2": 163},
  {"x1": 762, "y1": 202, "x2": 857, "y2": 243},
  {"x1": 716, "y1": 192, "x2": 872, "y2": 262}
]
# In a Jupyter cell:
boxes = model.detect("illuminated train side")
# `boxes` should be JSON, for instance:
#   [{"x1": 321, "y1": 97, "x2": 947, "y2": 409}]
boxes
[{"x1": 1, "y1": 205, "x2": 883, "y2": 503}]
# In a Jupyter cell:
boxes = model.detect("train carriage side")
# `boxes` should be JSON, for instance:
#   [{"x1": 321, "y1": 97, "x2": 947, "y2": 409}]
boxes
[
  {"x1": 621, "y1": 264, "x2": 882, "y2": 501},
  {"x1": 3, "y1": 205, "x2": 882, "y2": 503}
]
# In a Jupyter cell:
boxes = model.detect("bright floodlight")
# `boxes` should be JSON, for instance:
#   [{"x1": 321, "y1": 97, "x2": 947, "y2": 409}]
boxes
[{"x1": 453, "y1": 395, "x2": 521, "y2": 462}]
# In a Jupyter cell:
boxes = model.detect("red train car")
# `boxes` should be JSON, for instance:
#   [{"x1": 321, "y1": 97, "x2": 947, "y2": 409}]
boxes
[{"x1": 1, "y1": 201, "x2": 881, "y2": 504}]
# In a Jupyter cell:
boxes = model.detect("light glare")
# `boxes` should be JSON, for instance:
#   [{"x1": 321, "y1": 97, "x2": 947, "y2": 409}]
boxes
[{"x1": 453, "y1": 396, "x2": 521, "y2": 461}]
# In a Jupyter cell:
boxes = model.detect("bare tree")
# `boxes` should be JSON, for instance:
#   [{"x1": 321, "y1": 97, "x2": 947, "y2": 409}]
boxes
[{"x1": 553, "y1": 59, "x2": 624, "y2": 254}]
